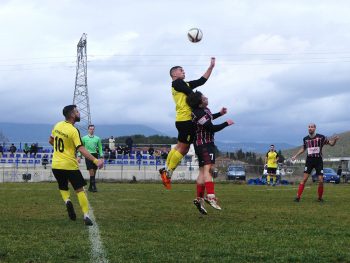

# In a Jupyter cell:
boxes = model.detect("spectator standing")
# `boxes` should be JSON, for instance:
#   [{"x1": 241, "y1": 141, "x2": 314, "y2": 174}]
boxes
[
  {"x1": 42, "y1": 154, "x2": 49, "y2": 169},
  {"x1": 148, "y1": 145, "x2": 155, "y2": 156},
  {"x1": 109, "y1": 136, "x2": 116, "y2": 151},
  {"x1": 10, "y1": 143, "x2": 17, "y2": 154},
  {"x1": 0, "y1": 144, "x2": 3, "y2": 157},
  {"x1": 123, "y1": 145, "x2": 130, "y2": 156},
  {"x1": 116, "y1": 144, "x2": 123, "y2": 154},
  {"x1": 337, "y1": 165, "x2": 344, "y2": 183},
  {"x1": 125, "y1": 137, "x2": 133, "y2": 155},
  {"x1": 103, "y1": 148, "x2": 110, "y2": 160}
]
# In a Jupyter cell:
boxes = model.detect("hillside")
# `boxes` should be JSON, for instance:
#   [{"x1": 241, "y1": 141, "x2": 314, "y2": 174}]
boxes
[
  {"x1": 281, "y1": 130, "x2": 350, "y2": 158},
  {"x1": 0, "y1": 123, "x2": 165, "y2": 143}
]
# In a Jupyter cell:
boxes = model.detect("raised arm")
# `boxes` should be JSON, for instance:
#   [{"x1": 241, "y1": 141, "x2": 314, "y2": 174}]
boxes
[
  {"x1": 212, "y1": 107, "x2": 227, "y2": 120},
  {"x1": 202, "y1": 57, "x2": 215, "y2": 79}
]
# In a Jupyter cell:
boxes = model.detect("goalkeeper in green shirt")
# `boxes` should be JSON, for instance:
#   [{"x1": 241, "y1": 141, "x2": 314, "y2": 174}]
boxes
[{"x1": 77, "y1": 124, "x2": 103, "y2": 192}]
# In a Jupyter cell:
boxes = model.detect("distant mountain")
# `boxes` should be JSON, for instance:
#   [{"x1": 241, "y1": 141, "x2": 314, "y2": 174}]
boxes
[
  {"x1": 280, "y1": 130, "x2": 350, "y2": 158},
  {"x1": 0, "y1": 123, "x2": 165, "y2": 144},
  {"x1": 2, "y1": 122, "x2": 347, "y2": 157},
  {"x1": 215, "y1": 141, "x2": 296, "y2": 154}
]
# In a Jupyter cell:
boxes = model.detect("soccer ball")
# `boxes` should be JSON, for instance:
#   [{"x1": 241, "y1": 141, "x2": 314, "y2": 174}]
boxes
[{"x1": 187, "y1": 28, "x2": 203, "y2": 43}]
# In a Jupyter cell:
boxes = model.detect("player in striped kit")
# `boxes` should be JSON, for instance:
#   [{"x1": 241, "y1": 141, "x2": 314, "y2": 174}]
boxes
[
  {"x1": 292, "y1": 123, "x2": 339, "y2": 202},
  {"x1": 187, "y1": 91, "x2": 234, "y2": 214}
]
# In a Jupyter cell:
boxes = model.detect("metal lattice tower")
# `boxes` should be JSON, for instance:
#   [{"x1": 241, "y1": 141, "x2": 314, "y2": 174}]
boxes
[{"x1": 73, "y1": 33, "x2": 91, "y2": 133}]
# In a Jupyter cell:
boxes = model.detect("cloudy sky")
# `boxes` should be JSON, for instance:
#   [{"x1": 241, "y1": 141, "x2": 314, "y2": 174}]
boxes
[{"x1": 0, "y1": 0, "x2": 349, "y2": 145}]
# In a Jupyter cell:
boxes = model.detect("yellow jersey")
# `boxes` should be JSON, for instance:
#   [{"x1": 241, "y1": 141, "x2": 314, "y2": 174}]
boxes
[
  {"x1": 172, "y1": 86, "x2": 192, "y2": 121},
  {"x1": 266, "y1": 151, "x2": 279, "y2": 168},
  {"x1": 51, "y1": 121, "x2": 83, "y2": 170},
  {"x1": 171, "y1": 77, "x2": 207, "y2": 122}
]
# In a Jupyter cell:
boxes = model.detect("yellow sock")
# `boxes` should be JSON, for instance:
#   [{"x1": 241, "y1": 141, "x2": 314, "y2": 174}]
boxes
[
  {"x1": 60, "y1": 190, "x2": 70, "y2": 203},
  {"x1": 166, "y1": 148, "x2": 176, "y2": 168},
  {"x1": 267, "y1": 175, "x2": 270, "y2": 184},
  {"x1": 168, "y1": 150, "x2": 184, "y2": 171},
  {"x1": 273, "y1": 176, "x2": 276, "y2": 184},
  {"x1": 77, "y1": 191, "x2": 89, "y2": 215}
]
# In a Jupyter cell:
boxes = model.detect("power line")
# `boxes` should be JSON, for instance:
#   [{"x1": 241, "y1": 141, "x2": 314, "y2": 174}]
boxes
[{"x1": 1, "y1": 52, "x2": 350, "y2": 71}]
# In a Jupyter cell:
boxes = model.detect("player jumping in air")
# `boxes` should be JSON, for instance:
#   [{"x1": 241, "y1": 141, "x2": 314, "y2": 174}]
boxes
[
  {"x1": 292, "y1": 123, "x2": 339, "y2": 202},
  {"x1": 187, "y1": 91, "x2": 234, "y2": 214},
  {"x1": 160, "y1": 57, "x2": 216, "y2": 189},
  {"x1": 49, "y1": 105, "x2": 104, "y2": 225}
]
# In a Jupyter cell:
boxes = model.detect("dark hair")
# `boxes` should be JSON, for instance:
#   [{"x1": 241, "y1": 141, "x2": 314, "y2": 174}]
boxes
[
  {"x1": 169, "y1": 66, "x2": 181, "y2": 77},
  {"x1": 270, "y1": 144, "x2": 275, "y2": 147},
  {"x1": 186, "y1": 91, "x2": 203, "y2": 109},
  {"x1": 88, "y1": 124, "x2": 95, "y2": 129},
  {"x1": 62, "y1": 105, "x2": 77, "y2": 119}
]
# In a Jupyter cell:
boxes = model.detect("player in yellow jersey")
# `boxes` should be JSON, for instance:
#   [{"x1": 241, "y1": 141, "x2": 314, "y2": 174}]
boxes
[
  {"x1": 49, "y1": 105, "x2": 104, "y2": 226},
  {"x1": 159, "y1": 57, "x2": 215, "y2": 189},
  {"x1": 265, "y1": 145, "x2": 279, "y2": 186}
]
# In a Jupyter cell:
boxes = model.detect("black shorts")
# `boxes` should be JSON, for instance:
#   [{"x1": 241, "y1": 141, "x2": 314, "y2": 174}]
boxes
[
  {"x1": 175, "y1": 120, "x2": 195, "y2": 144},
  {"x1": 85, "y1": 153, "x2": 98, "y2": 170},
  {"x1": 267, "y1": 167, "x2": 277, "y2": 175},
  {"x1": 52, "y1": 169, "x2": 87, "y2": 191},
  {"x1": 195, "y1": 143, "x2": 215, "y2": 167},
  {"x1": 304, "y1": 157, "x2": 323, "y2": 175}
]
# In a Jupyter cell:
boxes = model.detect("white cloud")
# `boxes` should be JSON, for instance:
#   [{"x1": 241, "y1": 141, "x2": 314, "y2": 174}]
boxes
[{"x1": 240, "y1": 34, "x2": 310, "y2": 54}]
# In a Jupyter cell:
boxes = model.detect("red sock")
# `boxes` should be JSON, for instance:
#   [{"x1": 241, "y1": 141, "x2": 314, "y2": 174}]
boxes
[
  {"x1": 196, "y1": 184, "x2": 205, "y2": 198},
  {"x1": 318, "y1": 184, "x2": 324, "y2": 199},
  {"x1": 205, "y1": 181, "x2": 215, "y2": 195},
  {"x1": 297, "y1": 183, "x2": 305, "y2": 198}
]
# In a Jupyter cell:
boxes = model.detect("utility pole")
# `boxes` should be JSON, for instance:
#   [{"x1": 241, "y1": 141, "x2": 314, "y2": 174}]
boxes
[{"x1": 73, "y1": 33, "x2": 91, "y2": 133}]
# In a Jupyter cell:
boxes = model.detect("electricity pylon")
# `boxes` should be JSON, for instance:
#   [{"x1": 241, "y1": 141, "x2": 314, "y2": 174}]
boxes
[{"x1": 73, "y1": 33, "x2": 91, "y2": 133}]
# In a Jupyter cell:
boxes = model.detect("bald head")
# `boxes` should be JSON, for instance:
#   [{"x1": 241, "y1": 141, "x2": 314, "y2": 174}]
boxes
[{"x1": 308, "y1": 123, "x2": 316, "y2": 136}]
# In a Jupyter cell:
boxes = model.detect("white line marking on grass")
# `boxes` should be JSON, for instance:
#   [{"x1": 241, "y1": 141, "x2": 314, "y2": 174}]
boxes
[
  {"x1": 251, "y1": 186, "x2": 311, "y2": 192},
  {"x1": 88, "y1": 203, "x2": 109, "y2": 263}
]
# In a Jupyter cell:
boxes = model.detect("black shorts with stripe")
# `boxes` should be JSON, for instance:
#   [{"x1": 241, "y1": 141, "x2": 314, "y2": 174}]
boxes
[
  {"x1": 175, "y1": 120, "x2": 195, "y2": 144},
  {"x1": 304, "y1": 157, "x2": 324, "y2": 175},
  {"x1": 52, "y1": 169, "x2": 87, "y2": 191},
  {"x1": 195, "y1": 143, "x2": 216, "y2": 167},
  {"x1": 85, "y1": 153, "x2": 98, "y2": 170}
]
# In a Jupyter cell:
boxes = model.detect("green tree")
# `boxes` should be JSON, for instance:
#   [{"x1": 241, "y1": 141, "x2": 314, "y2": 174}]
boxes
[{"x1": 278, "y1": 150, "x2": 285, "y2": 163}]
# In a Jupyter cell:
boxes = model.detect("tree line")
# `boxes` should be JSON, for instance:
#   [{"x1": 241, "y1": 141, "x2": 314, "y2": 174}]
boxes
[
  {"x1": 223, "y1": 149, "x2": 286, "y2": 165},
  {"x1": 101, "y1": 134, "x2": 178, "y2": 146}
]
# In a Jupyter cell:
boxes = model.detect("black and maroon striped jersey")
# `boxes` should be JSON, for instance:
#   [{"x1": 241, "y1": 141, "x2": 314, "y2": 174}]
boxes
[
  {"x1": 303, "y1": 133, "x2": 329, "y2": 158},
  {"x1": 192, "y1": 107, "x2": 228, "y2": 146}
]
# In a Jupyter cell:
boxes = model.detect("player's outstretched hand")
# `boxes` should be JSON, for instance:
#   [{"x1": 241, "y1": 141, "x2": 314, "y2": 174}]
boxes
[
  {"x1": 210, "y1": 57, "x2": 215, "y2": 68},
  {"x1": 226, "y1": 119, "x2": 234, "y2": 125},
  {"x1": 96, "y1": 159, "x2": 104, "y2": 169},
  {"x1": 220, "y1": 107, "x2": 227, "y2": 115},
  {"x1": 77, "y1": 157, "x2": 81, "y2": 163}
]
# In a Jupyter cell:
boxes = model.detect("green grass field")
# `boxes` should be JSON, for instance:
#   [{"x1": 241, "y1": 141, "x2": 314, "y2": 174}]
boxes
[{"x1": 1, "y1": 182, "x2": 350, "y2": 263}]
